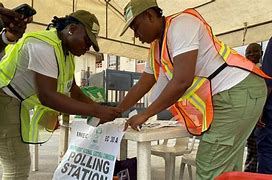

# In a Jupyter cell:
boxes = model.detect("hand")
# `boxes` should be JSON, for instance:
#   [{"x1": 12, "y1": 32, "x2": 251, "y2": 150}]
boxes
[
  {"x1": 97, "y1": 106, "x2": 122, "y2": 124},
  {"x1": 0, "y1": 3, "x2": 33, "y2": 41},
  {"x1": 54, "y1": 120, "x2": 60, "y2": 130},
  {"x1": 124, "y1": 113, "x2": 149, "y2": 131},
  {"x1": 5, "y1": 18, "x2": 31, "y2": 42},
  {"x1": 257, "y1": 117, "x2": 266, "y2": 128}
]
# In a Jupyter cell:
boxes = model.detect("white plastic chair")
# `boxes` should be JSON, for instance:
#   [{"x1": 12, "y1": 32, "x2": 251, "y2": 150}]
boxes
[
  {"x1": 151, "y1": 136, "x2": 196, "y2": 180},
  {"x1": 179, "y1": 139, "x2": 199, "y2": 180}
]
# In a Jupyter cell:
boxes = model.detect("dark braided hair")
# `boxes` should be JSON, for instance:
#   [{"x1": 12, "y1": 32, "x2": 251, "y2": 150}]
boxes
[{"x1": 46, "y1": 16, "x2": 81, "y2": 31}]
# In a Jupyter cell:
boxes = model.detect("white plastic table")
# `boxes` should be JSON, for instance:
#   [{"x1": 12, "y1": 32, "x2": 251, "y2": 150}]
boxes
[{"x1": 120, "y1": 125, "x2": 189, "y2": 180}]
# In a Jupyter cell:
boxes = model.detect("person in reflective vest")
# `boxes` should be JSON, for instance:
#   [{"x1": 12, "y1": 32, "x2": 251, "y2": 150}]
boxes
[
  {"x1": 118, "y1": 0, "x2": 268, "y2": 179},
  {"x1": 0, "y1": 10, "x2": 121, "y2": 179}
]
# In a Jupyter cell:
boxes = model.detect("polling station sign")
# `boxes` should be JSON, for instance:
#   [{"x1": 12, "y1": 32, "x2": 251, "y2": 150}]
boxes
[{"x1": 53, "y1": 119, "x2": 125, "y2": 180}]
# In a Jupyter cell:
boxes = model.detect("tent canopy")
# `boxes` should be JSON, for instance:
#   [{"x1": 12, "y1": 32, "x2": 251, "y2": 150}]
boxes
[{"x1": 3, "y1": 0, "x2": 272, "y2": 60}]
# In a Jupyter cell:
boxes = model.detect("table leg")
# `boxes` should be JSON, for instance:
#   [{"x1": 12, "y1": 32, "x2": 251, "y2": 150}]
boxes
[
  {"x1": 58, "y1": 114, "x2": 69, "y2": 163},
  {"x1": 120, "y1": 139, "x2": 128, "y2": 160},
  {"x1": 165, "y1": 154, "x2": 176, "y2": 180},
  {"x1": 32, "y1": 144, "x2": 39, "y2": 171},
  {"x1": 137, "y1": 141, "x2": 151, "y2": 180}
]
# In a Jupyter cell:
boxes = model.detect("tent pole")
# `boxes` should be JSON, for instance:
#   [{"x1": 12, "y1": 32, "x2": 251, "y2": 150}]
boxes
[{"x1": 106, "y1": 0, "x2": 108, "y2": 38}]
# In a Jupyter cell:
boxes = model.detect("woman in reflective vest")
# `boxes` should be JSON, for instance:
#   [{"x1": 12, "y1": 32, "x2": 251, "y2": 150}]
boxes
[
  {"x1": 0, "y1": 10, "x2": 121, "y2": 179},
  {"x1": 119, "y1": 0, "x2": 268, "y2": 179},
  {"x1": 150, "y1": 8, "x2": 270, "y2": 136}
]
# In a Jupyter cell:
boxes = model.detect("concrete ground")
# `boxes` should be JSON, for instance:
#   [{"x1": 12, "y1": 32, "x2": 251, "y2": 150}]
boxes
[{"x1": 1, "y1": 130, "x2": 248, "y2": 180}]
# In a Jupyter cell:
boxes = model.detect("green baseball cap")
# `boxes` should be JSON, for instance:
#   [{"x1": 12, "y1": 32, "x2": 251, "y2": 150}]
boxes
[
  {"x1": 70, "y1": 10, "x2": 100, "y2": 52},
  {"x1": 120, "y1": 0, "x2": 158, "y2": 36}
]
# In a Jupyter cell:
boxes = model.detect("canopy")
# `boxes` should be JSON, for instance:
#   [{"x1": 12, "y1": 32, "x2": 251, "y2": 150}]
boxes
[{"x1": 4, "y1": 0, "x2": 272, "y2": 60}]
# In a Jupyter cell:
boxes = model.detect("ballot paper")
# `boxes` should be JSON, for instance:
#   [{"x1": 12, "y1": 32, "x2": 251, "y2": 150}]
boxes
[
  {"x1": 125, "y1": 109, "x2": 180, "y2": 129},
  {"x1": 87, "y1": 117, "x2": 100, "y2": 127},
  {"x1": 141, "y1": 120, "x2": 180, "y2": 129}
]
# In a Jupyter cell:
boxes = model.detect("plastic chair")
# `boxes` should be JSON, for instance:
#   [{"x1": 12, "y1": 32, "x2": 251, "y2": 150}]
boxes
[
  {"x1": 179, "y1": 139, "x2": 199, "y2": 180},
  {"x1": 151, "y1": 136, "x2": 196, "y2": 180}
]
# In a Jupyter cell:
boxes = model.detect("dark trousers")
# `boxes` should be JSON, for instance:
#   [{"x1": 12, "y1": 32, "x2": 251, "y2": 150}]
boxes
[{"x1": 255, "y1": 126, "x2": 272, "y2": 174}]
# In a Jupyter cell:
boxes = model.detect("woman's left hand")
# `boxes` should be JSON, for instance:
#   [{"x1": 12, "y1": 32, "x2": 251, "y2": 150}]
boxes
[{"x1": 124, "y1": 113, "x2": 149, "y2": 131}]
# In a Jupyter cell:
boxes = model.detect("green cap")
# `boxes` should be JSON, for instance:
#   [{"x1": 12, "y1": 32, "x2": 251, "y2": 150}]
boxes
[
  {"x1": 120, "y1": 0, "x2": 158, "y2": 36},
  {"x1": 70, "y1": 10, "x2": 100, "y2": 52}
]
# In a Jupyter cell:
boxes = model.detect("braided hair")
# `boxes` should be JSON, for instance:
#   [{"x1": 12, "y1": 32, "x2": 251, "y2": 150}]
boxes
[{"x1": 46, "y1": 15, "x2": 80, "y2": 31}]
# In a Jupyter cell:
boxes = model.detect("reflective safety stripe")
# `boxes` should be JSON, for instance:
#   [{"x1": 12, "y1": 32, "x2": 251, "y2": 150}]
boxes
[
  {"x1": 150, "y1": 42, "x2": 160, "y2": 80},
  {"x1": 219, "y1": 42, "x2": 231, "y2": 61},
  {"x1": 0, "y1": 68, "x2": 13, "y2": 80},
  {"x1": 24, "y1": 96, "x2": 40, "y2": 142},
  {"x1": 162, "y1": 60, "x2": 173, "y2": 79},
  {"x1": 178, "y1": 78, "x2": 207, "y2": 104},
  {"x1": 30, "y1": 108, "x2": 42, "y2": 142},
  {"x1": 190, "y1": 95, "x2": 205, "y2": 115},
  {"x1": 181, "y1": 78, "x2": 205, "y2": 100},
  {"x1": 189, "y1": 94, "x2": 207, "y2": 131}
]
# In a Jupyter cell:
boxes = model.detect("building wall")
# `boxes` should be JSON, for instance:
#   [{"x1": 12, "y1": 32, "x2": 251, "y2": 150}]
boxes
[
  {"x1": 97, "y1": 55, "x2": 138, "y2": 73},
  {"x1": 74, "y1": 53, "x2": 147, "y2": 87},
  {"x1": 74, "y1": 53, "x2": 96, "y2": 86},
  {"x1": 119, "y1": 57, "x2": 136, "y2": 72}
]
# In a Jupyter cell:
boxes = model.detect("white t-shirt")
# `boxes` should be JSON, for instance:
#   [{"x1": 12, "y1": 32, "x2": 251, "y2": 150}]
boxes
[
  {"x1": 3, "y1": 38, "x2": 58, "y2": 99},
  {"x1": 147, "y1": 14, "x2": 249, "y2": 102}
]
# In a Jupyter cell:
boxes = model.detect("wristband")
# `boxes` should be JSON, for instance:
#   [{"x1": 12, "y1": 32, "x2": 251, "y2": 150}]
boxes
[{"x1": 1, "y1": 30, "x2": 17, "y2": 44}]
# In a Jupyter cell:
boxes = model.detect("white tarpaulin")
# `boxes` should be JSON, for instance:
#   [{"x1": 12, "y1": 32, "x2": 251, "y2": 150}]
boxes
[{"x1": 3, "y1": 0, "x2": 272, "y2": 60}]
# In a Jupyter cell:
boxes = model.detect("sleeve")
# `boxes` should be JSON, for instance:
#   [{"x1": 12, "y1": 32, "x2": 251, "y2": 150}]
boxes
[
  {"x1": 261, "y1": 37, "x2": 272, "y2": 87},
  {"x1": 167, "y1": 14, "x2": 202, "y2": 58},
  {"x1": 25, "y1": 38, "x2": 58, "y2": 79},
  {"x1": 144, "y1": 61, "x2": 154, "y2": 74}
]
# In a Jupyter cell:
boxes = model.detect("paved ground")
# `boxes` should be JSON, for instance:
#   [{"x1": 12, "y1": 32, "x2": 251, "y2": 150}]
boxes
[{"x1": 1, "y1": 130, "x2": 248, "y2": 180}]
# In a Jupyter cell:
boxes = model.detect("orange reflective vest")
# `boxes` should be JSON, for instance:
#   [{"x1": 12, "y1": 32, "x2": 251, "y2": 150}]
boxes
[{"x1": 149, "y1": 8, "x2": 270, "y2": 135}]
